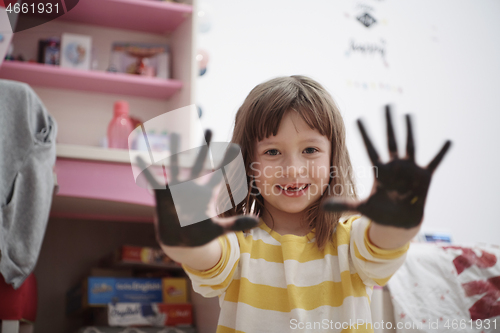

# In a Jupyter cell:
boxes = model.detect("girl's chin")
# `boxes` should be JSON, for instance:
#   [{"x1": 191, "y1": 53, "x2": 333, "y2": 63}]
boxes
[{"x1": 269, "y1": 203, "x2": 311, "y2": 215}]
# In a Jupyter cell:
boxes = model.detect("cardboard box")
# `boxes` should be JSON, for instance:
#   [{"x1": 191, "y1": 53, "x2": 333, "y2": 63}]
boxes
[
  {"x1": 120, "y1": 245, "x2": 172, "y2": 265},
  {"x1": 67, "y1": 277, "x2": 162, "y2": 313},
  {"x1": 162, "y1": 278, "x2": 188, "y2": 303},
  {"x1": 107, "y1": 303, "x2": 192, "y2": 327},
  {"x1": 67, "y1": 277, "x2": 190, "y2": 313},
  {"x1": 107, "y1": 245, "x2": 182, "y2": 270}
]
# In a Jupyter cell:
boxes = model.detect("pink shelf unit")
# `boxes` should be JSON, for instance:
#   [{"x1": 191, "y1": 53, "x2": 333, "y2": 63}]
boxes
[
  {"x1": 58, "y1": 0, "x2": 193, "y2": 34},
  {"x1": 0, "y1": 61, "x2": 183, "y2": 99},
  {"x1": 52, "y1": 158, "x2": 156, "y2": 223}
]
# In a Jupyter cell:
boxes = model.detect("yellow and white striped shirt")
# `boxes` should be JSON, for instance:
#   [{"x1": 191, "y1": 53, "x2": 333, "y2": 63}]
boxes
[{"x1": 182, "y1": 215, "x2": 409, "y2": 333}]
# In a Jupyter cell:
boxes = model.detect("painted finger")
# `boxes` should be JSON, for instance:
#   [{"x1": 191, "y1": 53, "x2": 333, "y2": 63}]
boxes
[
  {"x1": 136, "y1": 156, "x2": 164, "y2": 189},
  {"x1": 405, "y1": 114, "x2": 415, "y2": 162},
  {"x1": 427, "y1": 140, "x2": 452, "y2": 174},
  {"x1": 357, "y1": 119, "x2": 381, "y2": 166},
  {"x1": 206, "y1": 143, "x2": 242, "y2": 189},
  {"x1": 170, "y1": 132, "x2": 180, "y2": 184},
  {"x1": 386, "y1": 105, "x2": 399, "y2": 159},
  {"x1": 220, "y1": 215, "x2": 260, "y2": 232},
  {"x1": 190, "y1": 129, "x2": 212, "y2": 179}
]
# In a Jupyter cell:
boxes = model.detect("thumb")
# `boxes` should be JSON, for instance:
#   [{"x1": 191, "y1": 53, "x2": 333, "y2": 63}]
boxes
[
  {"x1": 211, "y1": 215, "x2": 260, "y2": 232},
  {"x1": 229, "y1": 215, "x2": 260, "y2": 232}
]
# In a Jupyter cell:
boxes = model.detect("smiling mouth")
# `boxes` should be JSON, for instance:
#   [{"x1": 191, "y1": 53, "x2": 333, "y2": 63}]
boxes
[{"x1": 276, "y1": 184, "x2": 310, "y2": 192}]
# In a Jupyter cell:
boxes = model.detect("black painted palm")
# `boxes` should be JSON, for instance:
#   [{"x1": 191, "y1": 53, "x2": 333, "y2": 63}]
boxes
[
  {"x1": 323, "y1": 106, "x2": 452, "y2": 229},
  {"x1": 137, "y1": 130, "x2": 259, "y2": 247}
]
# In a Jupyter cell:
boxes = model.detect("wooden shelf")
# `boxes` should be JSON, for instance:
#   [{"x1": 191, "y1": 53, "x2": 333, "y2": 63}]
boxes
[
  {"x1": 51, "y1": 144, "x2": 209, "y2": 222},
  {"x1": 52, "y1": 156, "x2": 156, "y2": 222},
  {"x1": 56, "y1": 144, "x2": 208, "y2": 167},
  {"x1": 0, "y1": 61, "x2": 183, "y2": 99},
  {"x1": 59, "y1": 0, "x2": 193, "y2": 35},
  {"x1": 50, "y1": 195, "x2": 155, "y2": 223},
  {"x1": 57, "y1": 143, "x2": 138, "y2": 163}
]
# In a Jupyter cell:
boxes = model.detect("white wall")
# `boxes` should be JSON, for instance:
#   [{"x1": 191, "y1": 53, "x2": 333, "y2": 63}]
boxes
[{"x1": 196, "y1": 0, "x2": 500, "y2": 246}]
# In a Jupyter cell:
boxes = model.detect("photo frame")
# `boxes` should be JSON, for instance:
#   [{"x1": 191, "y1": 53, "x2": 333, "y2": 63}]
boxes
[
  {"x1": 60, "y1": 33, "x2": 92, "y2": 70},
  {"x1": 108, "y1": 42, "x2": 170, "y2": 79}
]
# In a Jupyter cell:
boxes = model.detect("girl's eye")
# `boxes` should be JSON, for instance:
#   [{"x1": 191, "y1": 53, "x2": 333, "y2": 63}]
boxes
[
  {"x1": 304, "y1": 147, "x2": 318, "y2": 154},
  {"x1": 264, "y1": 148, "x2": 318, "y2": 155},
  {"x1": 264, "y1": 149, "x2": 280, "y2": 156}
]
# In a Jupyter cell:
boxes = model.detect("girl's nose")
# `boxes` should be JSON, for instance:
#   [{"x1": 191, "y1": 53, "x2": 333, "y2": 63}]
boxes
[{"x1": 283, "y1": 155, "x2": 308, "y2": 178}]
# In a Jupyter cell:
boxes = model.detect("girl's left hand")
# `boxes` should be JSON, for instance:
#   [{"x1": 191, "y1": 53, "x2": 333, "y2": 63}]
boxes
[{"x1": 322, "y1": 105, "x2": 451, "y2": 229}]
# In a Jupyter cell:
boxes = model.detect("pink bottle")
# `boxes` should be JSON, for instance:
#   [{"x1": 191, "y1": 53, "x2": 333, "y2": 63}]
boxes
[{"x1": 107, "y1": 101, "x2": 134, "y2": 149}]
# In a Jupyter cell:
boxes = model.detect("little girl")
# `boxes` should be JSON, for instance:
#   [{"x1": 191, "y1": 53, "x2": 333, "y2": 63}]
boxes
[{"x1": 145, "y1": 75, "x2": 451, "y2": 333}]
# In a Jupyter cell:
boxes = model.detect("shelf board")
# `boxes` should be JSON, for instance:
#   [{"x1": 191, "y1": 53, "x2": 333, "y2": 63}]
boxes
[
  {"x1": 57, "y1": 143, "x2": 137, "y2": 164},
  {"x1": 56, "y1": 144, "x2": 213, "y2": 169},
  {"x1": 59, "y1": 0, "x2": 193, "y2": 34},
  {"x1": 54, "y1": 156, "x2": 156, "y2": 208},
  {"x1": 50, "y1": 195, "x2": 155, "y2": 223},
  {"x1": 52, "y1": 144, "x2": 221, "y2": 222},
  {"x1": 0, "y1": 61, "x2": 183, "y2": 99},
  {"x1": 52, "y1": 144, "x2": 206, "y2": 222}
]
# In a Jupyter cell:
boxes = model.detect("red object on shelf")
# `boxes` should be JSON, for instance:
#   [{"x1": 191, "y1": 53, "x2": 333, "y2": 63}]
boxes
[
  {"x1": 108, "y1": 101, "x2": 134, "y2": 149},
  {"x1": 0, "y1": 273, "x2": 37, "y2": 321},
  {"x1": 58, "y1": 0, "x2": 192, "y2": 34},
  {"x1": 119, "y1": 245, "x2": 175, "y2": 265},
  {"x1": 0, "y1": 61, "x2": 183, "y2": 99}
]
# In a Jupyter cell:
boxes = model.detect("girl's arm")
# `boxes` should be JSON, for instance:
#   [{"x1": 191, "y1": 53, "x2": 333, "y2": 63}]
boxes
[{"x1": 368, "y1": 223, "x2": 420, "y2": 249}]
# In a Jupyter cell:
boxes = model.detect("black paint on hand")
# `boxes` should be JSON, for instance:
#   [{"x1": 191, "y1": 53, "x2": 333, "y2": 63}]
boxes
[
  {"x1": 137, "y1": 130, "x2": 259, "y2": 247},
  {"x1": 322, "y1": 105, "x2": 452, "y2": 229}
]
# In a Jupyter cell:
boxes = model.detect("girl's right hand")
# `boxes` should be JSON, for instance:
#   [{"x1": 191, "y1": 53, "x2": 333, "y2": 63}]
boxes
[{"x1": 137, "y1": 130, "x2": 259, "y2": 247}]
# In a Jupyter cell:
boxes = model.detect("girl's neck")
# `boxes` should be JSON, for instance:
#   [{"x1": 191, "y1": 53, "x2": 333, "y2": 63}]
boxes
[{"x1": 261, "y1": 202, "x2": 311, "y2": 237}]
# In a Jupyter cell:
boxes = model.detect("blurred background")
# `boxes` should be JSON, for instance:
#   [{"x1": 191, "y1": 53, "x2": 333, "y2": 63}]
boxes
[{"x1": 196, "y1": 0, "x2": 500, "y2": 246}]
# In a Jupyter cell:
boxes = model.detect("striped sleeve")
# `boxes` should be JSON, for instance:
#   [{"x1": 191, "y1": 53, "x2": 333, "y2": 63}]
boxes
[
  {"x1": 349, "y1": 215, "x2": 410, "y2": 287},
  {"x1": 181, "y1": 232, "x2": 240, "y2": 298}
]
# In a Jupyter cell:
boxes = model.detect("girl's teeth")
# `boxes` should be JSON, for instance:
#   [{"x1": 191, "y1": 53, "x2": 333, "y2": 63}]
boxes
[{"x1": 279, "y1": 184, "x2": 307, "y2": 191}]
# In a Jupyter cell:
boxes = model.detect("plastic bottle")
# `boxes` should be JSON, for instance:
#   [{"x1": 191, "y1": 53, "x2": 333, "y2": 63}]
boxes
[{"x1": 107, "y1": 101, "x2": 134, "y2": 149}]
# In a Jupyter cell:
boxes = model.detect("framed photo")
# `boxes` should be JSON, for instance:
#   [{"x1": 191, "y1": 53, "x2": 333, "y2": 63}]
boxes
[
  {"x1": 60, "y1": 33, "x2": 92, "y2": 70},
  {"x1": 108, "y1": 42, "x2": 170, "y2": 79},
  {"x1": 38, "y1": 38, "x2": 60, "y2": 65}
]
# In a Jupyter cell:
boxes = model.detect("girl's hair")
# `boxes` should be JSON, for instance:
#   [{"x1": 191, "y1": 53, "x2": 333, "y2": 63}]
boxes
[{"x1": 216, "y1": 75, "x2": 358, "y2": 251}]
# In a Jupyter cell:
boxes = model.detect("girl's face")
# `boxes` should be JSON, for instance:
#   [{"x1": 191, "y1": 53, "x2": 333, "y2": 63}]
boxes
[{"x1": 251, "y1": 111, "x2": 331, "y2": 216}]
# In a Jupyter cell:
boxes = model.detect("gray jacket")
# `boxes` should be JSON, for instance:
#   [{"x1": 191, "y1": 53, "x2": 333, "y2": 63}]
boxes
[{"x1": 0, "y1": 79, "x2": 57, "y2": 289}]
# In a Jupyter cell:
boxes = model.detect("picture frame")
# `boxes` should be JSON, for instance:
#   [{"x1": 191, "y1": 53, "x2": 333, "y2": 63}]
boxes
[
  {"x1": 60, "y1": 33, "x2": 92, "y2": 70},
  {"x1": 37, "y1": 38, "x2": 60, "y2": 65},
  {"x1": 108, "y1": 42, "x2": 170, "y2": 79}
]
